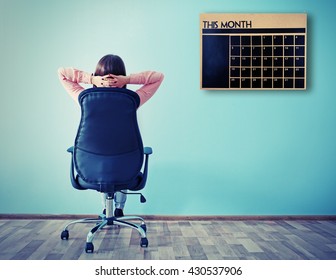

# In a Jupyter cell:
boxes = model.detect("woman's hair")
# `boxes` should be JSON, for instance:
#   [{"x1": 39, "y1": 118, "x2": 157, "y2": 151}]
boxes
[{"x1": 94, "y1": 54, "x2": 127, "y2": 88}]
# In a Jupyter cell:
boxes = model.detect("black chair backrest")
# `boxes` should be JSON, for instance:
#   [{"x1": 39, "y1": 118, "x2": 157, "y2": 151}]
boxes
[{"x1": 73, "y1": 87, "x2": 144, "y2": 186}]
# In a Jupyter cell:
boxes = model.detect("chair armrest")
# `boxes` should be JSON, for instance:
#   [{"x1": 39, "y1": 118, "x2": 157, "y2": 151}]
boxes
[
  {"x1": 144, "y1": 147, "x2": 153, "y2": 155},
  {"x1": 67, "y1": 146, "x2": 86, "y2": 190},
  {"x1": 134, "y1": 147, "x2": 153, "y2": 190}
]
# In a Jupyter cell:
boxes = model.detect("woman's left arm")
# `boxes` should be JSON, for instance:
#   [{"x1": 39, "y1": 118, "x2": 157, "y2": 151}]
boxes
[
  {"x1": 57, "y1": 67, "x2": 92, "y2": 102},
  {"x1": 58, "y1": 67, "x2": 112, "y2": 102}
]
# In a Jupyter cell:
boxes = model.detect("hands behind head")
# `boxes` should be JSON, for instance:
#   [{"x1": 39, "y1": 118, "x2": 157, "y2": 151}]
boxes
[{"x1": 92, "y1": 74, "x2": 129, "y2": 88}]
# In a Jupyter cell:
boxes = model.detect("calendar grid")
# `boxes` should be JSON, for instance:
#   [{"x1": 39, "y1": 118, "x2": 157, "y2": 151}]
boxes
[{"x1": 228, "y1": 33, "x2": 306, "y2": 89}]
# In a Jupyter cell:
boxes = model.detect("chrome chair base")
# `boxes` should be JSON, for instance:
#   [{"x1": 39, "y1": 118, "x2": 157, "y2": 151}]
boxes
[{"x1": 61, "y1": 196, "x2": 148, "y2": 253}]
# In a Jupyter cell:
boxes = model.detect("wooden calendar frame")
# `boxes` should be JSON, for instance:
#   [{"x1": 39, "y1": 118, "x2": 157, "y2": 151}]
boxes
[{"x1": 200, "y1": 13, "x2": 307, "y2": 90}]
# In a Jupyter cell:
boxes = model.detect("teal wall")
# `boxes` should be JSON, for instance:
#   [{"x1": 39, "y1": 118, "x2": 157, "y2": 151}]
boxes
[{"x1": 1, "y1": 0, "x2": 335, "y2": 215}]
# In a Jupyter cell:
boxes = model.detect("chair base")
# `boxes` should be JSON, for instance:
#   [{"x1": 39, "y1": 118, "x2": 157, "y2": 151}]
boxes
[{"x1": 60, "y1": 195, "x2": 148, "y2": 253}]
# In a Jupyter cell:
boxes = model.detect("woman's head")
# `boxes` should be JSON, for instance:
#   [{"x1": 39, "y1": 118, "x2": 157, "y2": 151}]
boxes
[{"x1": 94, "y1": 54, "x2": 126, "y2": 87}]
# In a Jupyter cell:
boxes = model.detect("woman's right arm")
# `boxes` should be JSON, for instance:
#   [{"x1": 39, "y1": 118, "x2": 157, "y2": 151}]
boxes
[
  {"x1": 107, "y1": 71, "x2": 164, "y2": 106},
  {"x1": 130, "y1": 71, "x2": 164, "y2": 106}
]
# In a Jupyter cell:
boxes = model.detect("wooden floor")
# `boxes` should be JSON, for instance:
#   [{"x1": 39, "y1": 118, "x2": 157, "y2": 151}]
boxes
[{"x1": 0, "y1": 218, "x2": 335, "y2": 260}]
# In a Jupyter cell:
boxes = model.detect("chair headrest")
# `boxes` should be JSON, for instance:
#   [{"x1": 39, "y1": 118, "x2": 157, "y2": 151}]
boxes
[{"x1": 78, "y1": 87, "x2": 140, "y2": 108}]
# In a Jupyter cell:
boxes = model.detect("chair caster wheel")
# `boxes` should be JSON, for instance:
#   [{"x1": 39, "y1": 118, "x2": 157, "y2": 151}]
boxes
[
  {"x1": 140, "y1": 237, "x2": 148, "y2": 247},
  {"x1": 140, "y1": 224, "x2": 147, "y2": 233},
  {"x1": 61, "y1": 230, "x2": 69, "y2": 240},
  {"x1": 85, "y1": 242, "x2": 94, "y2": 253}
]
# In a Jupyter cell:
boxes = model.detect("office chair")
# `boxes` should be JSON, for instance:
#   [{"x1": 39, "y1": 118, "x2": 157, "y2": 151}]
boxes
[{"x1": 60, "y1": 87, "x2": 152, "y2": 253}]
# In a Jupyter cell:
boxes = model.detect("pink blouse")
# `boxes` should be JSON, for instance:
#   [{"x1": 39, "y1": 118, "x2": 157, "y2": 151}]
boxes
[{"x1": 57, "y1": 68, "x2": 164, "y2": 107}]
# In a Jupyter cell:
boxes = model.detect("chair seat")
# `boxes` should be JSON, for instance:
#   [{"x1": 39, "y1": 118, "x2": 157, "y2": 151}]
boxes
[{"x1": 77, "y1": 172, "x2": 144, "y2": 193}]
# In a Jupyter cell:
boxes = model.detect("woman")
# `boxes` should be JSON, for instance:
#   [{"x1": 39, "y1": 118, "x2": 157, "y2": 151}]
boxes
[{"x1": 58, "y1": 54, "x2": 164, "y2": 217}]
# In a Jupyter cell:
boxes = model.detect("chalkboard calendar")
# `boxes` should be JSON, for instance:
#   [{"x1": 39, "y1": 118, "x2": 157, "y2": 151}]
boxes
[{"x1": 201, "y1": 14, "x2": 307, "y2": 90}]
